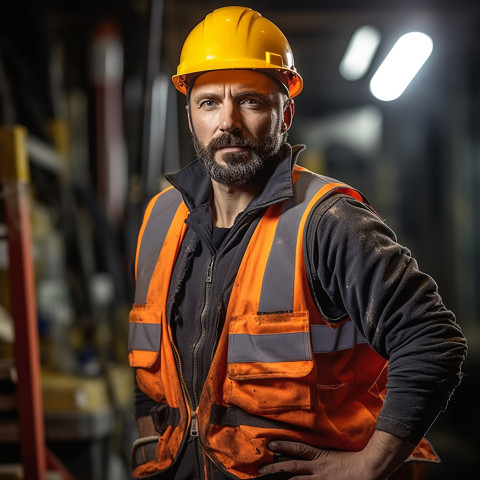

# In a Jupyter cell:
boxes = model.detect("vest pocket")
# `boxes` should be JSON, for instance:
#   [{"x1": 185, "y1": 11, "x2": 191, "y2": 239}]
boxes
[
  {"x1": 128, "y1": 304, "x2": 162, "y2": 368},
  {"x1": 224, "y1": 312, "x2": 314, "y2": 414}
]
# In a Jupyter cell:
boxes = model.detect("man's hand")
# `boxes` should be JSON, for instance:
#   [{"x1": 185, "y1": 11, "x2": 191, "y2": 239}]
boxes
[
  {"x1": 258, "y1": 430, "x2": 416, "y2": 480},
  {"x1": 258, "y1": 441, "x2": 367, "y2": 479}
]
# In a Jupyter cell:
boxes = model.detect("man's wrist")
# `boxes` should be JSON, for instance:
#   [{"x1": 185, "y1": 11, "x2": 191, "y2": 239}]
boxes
[{"x1": 363, "y1": 430, "x2": 415, "y2": 479}]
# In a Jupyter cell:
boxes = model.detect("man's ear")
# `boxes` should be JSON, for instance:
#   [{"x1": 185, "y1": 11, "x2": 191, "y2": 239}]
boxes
[
  {"x1": 282, "y1": 99, "x2": 295, "y2": 132},
  {"x1": 186, "y1": 103, "x2": 193, "y2": 133}
]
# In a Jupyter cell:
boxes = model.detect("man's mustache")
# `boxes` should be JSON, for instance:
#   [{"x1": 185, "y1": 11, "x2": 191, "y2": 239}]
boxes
[{"x1": 208, "y1": 133, "x2": 258, "y2": 150}]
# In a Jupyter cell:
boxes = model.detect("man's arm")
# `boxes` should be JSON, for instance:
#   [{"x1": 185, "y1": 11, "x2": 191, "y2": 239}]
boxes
[
  {"x1": 268, "y1": 194, "x2": 468, "y2": 479},
  {"x1": 306, "y1": 195, "x2": 466, "y2": 444},
  {"x1": 134, "y1": 378, "x2": 157, "y2": 435}
]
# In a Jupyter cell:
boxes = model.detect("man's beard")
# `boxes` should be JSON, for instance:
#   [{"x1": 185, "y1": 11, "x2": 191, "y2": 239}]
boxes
[{"x1": 192, "y1": 129, "x2": 286, "y2": 186}]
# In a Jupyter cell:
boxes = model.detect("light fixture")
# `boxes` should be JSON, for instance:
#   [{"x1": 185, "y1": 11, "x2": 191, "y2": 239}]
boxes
[
  {"x1": 370, "y1": 32, "x2": 433, "y2": 102},
  {"x1": 339, "y1": 25, "x2": 381, "y2": 81}
]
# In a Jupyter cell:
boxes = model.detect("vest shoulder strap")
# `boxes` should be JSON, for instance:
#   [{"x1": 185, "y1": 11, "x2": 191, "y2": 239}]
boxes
[
  {"x1": 134, "y1": 187, "x2": 184, "y2": 304},
  {"x1": 227, "y1": 166, "x2": 366, "y2": 317}
]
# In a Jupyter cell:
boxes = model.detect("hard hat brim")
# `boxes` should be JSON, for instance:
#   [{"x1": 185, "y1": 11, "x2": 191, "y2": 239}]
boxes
[{"x1": 172, "y1": 67, "x2": 303, "y2": 98}]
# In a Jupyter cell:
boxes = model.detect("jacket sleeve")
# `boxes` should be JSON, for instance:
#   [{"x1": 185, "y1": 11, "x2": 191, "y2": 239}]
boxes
[
  {"x1": 305, "y1": 194, "x2": 467, "y2": 444},
  {"x1": 135, "y1": 374, "x2": 157, "y2": 418}
]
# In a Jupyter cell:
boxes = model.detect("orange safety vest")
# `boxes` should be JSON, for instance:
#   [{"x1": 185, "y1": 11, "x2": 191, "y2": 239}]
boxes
[{"x1": 129, "y1": 165, "x2": 438, "y2": 479}]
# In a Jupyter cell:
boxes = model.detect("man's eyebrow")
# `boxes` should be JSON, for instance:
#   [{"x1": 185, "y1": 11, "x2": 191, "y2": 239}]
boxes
[
  {"x1": 236, "y1": 90, "x2": 271, "y2": 102},
  {"x1": 191, "y1": 91, "x2": 222, "y2": 104},
  {"x1": 192, "y1": 90, "x2": 272, "y2": 104}
]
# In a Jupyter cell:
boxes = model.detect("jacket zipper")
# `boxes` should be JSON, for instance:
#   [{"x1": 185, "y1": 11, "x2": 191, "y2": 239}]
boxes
[
  {"x1": 188, "y1": 255, "x2": 216, "y2": 480},
  {"x1": 192, "y1": 255, "x2": 215, "y2": 405}
]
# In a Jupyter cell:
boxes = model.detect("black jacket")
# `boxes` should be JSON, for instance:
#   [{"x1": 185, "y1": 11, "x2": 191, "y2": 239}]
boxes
[{"x1": 134, "y1": 144, "x2": 467, "y2": 479}]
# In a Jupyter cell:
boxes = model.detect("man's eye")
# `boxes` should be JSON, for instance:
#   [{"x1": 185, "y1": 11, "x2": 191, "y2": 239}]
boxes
[
  {"x1": 200, "y1": 100, "x2": 216, "y2": 108},
  {"x1": 242, "y1": 98, "x2": 260, "y2": 105}
]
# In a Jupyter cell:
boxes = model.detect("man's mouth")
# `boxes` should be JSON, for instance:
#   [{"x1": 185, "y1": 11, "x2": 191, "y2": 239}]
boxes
[
  {"x1": 216, "y1": 142, "x2": 253, "y2": 150},
  {"x1": 217, "y1": 145, "x2": 249, "y2": 151}
]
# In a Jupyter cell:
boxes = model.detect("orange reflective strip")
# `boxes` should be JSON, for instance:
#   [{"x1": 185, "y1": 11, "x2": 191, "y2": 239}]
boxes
[
  {"x1": 225, "y1": 201, "x2": 286, "y2": 318},
  {"x1": 293, "y1": 182, "x2": 347, "y2": 312},
  {"x1": 336, "y1": 186, "x2": 364, "y2": 202},
  {"x1": 146, "y1": 201, "x2": 189, "y2": 304}
]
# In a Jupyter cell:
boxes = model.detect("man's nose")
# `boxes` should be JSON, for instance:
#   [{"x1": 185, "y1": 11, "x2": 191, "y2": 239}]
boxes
[{"x1": 219, "y1": 102, "x2": 241, "y2": 133}]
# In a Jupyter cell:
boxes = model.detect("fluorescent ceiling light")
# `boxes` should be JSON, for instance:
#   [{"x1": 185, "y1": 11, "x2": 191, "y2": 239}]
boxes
[
  {"x1": 339, "y1": 25, "x2": 381, "y2": 81},
  {"x1": 370, "y1": 32, "x2": 433, "y2": 101}
]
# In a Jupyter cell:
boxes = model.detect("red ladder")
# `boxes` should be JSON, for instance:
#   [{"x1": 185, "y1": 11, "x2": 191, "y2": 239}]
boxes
[{"x1": 0, "y1": 125, "x2": 46, "y2": 480}]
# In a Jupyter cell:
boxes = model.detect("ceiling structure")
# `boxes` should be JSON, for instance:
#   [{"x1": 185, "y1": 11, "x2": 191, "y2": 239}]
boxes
[
  {"x1": 160, "y1": 0, "x2": 480, "y2": 117},
  {"x1": 31, "y1": 0, "x2": 479, "y2": 129}
]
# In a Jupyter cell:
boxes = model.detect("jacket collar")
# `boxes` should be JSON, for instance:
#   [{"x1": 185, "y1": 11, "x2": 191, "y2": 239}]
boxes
[{"x1": 165, "y1": 144, "x2": 306, "y2": 213}]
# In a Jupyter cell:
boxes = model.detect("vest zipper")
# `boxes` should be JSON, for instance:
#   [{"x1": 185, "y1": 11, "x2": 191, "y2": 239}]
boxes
[
  {"x1": 190, "y1": 410, "x2": 199, "y2": 436},
  {"x1": 170, "y1": 341, "x2": 206, "y2": 479},
  {"x1": 171, "y1": 340, "x2": 194, "y2": 408}
]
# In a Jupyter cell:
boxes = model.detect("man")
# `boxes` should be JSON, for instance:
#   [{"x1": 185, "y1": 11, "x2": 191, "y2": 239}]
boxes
[{"x1": 128, "y1": 6, "x2": 467, "y2": 480}]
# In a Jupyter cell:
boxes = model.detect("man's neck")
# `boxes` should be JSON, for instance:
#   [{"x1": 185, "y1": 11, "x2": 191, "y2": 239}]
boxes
[{"x1": 210, "y1": 180, "x2": 262, "y2": 228}]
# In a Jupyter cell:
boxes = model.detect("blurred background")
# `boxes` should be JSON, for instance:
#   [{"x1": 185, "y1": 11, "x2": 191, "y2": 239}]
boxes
[{"x1": 0, "y1": 0, "x2": 478, "y2": 478}]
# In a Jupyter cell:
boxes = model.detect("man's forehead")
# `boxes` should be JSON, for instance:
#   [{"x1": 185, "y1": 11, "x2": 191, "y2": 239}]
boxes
[{"x1": 191, "y1": 69, "x2": 284, "y2": 95}]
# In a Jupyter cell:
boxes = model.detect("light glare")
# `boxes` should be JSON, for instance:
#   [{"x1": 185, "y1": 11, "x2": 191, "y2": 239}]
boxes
[
  {"x1": 339, "y1": 25, "x2": 381, "y2": 81},
  {"x1": 370, "y1": 32, "x2": 433, "y2": 101}
]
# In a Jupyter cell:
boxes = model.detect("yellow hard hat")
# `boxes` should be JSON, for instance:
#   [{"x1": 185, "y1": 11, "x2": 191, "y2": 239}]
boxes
[{"x1": 171, "y1": 6, "x2": 303, "y2": 98}]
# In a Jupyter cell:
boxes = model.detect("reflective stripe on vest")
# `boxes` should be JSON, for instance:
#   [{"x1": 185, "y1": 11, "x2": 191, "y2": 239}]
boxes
[
  {"x1": 135, "y1": 187, "x2": 183, "y2": 304},
  {"x1": 227, "y1": 322, "x2": 368, "y2": 364},
  {"x1": 259, "y1": 169, "x2": 364, "y2": 314},
  {"x1": 128, "y1": 321, "x2": 161, "y2": 352},
  {"x1": 258, "y1": 170, "x2": 323, "y2": 313},
  {"x1": 129, "y1": 187, "x2": 186, "y2": 358}
]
